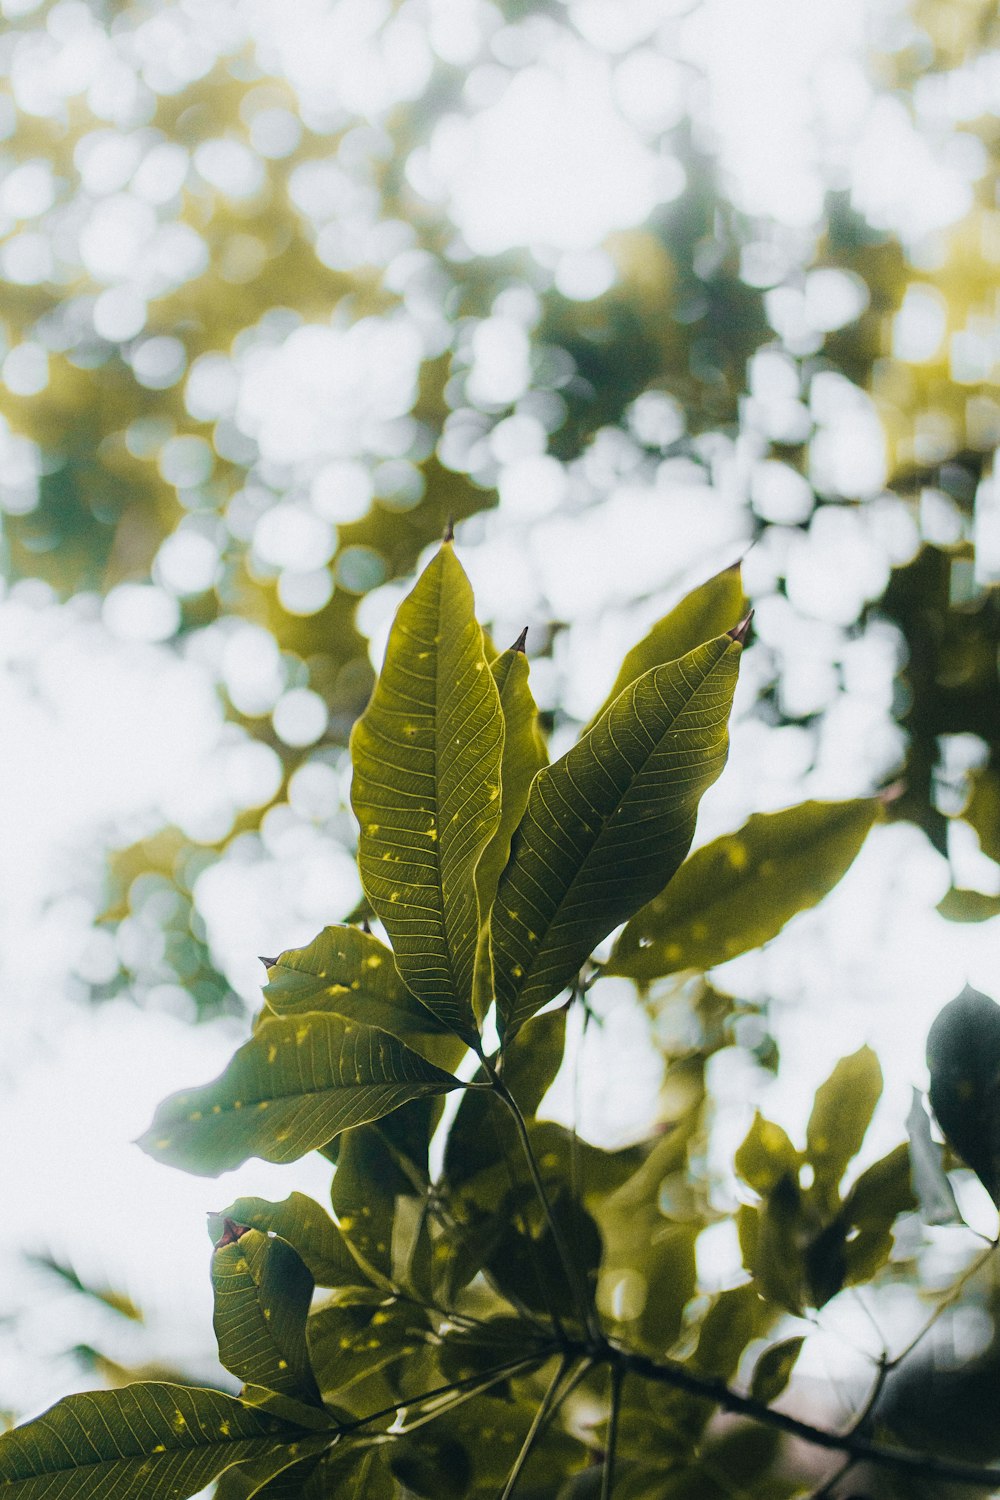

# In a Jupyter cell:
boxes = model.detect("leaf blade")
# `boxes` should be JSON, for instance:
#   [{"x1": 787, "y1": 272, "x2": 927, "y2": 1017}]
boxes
[
  {"x1": 212, "y1": 1230, "x2": 324, "y2": 1409},
  {"x1": 350, "y1": 544, "x2": 503, "y2": 1046},
  {"x1": 609, "y1": 798, "x2": 878, "y2": 983},
  {"x1": 139, "y1": 1015, "x2": 462, "y2": 1177},
  {"x1": 490, "y1": 632, "x2": 744, "y2": 1039}
]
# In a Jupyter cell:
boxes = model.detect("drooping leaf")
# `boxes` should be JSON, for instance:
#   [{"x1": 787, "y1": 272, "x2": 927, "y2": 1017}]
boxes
[
  {"x1": 0, "y1": 1383, "x2": 312, "y2": 1500},
  {"x1": 609, "y1": 799, "x2": 877, "y2": 983},
  {"x1": 350, "y1": 543, "x2": 504, "y2": 1047},
  {"x1": 907, "y1": 1088, "x2": 963, "y2": 1226},
  {"x1": 212, "y1": 1230, "x2": 324, "y2": 1412},
  {"x1": 749, "y1": 1337, "x2": 805, "y2": 1405},
  {"x1": 927, "y1": 985, "x2": 1000, "y2": 1207},
  {"x1": 261, "y1": 926, "x2": 450, "y2": 1039},
  {"x1": 331, "y1": 1121, "x2": 424, "y2": 1286},
  {"x1": 585, "y1": 562, "x2": 747, "y2": 730},
  {"x1": 139, "y1": 1014, "x2": 462, "y2": 1176},
  {"x1": 805, "y1": 1046, "x2": 882, "y2": 1204},
  {"x1": 473, "y1": 641, "x2": 548, "y2": 1020},
  {"x1": 25, "y1": 1253, "x2": 143, "y2": 1322},
  {"x1": 207, "y1": 1194, "x2": 361, "y2": 1289},
  {"x1": 490, "y1": 631, "x2": 745, "y2": 1040}
]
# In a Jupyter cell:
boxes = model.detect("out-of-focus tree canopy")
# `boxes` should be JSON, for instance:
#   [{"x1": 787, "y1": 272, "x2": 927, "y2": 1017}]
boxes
[{"x1": 0, "y1": 0, "x2": 998, "y2": 1016}]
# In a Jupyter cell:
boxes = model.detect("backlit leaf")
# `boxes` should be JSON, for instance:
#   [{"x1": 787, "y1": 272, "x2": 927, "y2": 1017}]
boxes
[
  {"x1": 735, "y1": 1113, "x2": 800, "y2": 1197},
  {"x1": 937, "y1": 888, "x2": 1000, "y2": 923},
  {"x1": 490, "y1": 632, "x2": 745, "y2": 1040},
  {"x1": 207, "y1": 1194, "x2": 360, "y2": 1289},
  {"x1": 139, "y1": 1014, "x2": 461, "y2": 1176},
  {"x1": 586, "y1": 562, "x2": 746, "y2": 730},
  {"x1": 351, "y1": 543, "x2": 504, "y2": 1047},
  {"x1": 749, "y1": 1337, "x2": 805, "y2": 1405},
  {"x1": 0, "y1": 1383, "x2": 310, "y2": 1500},
  {"x1": 927, "y1": 985, "x2": 1000, "y2": 1207},
  {"x1": 609, "y1": 799, "x2": 877, "y2": 983},
  {"x1": 806, "y1": 1046, "x2": 882, "y2": 1202},
  {"x1": 212, "y1": 1230, "x2": 324, "y2": 1411}
]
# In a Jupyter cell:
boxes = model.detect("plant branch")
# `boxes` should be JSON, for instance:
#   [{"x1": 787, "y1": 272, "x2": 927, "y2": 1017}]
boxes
[
  {"x1": 601, "y1": 1363, "x2": 623, "y2": 1500},
  {"x1": 497, "y1": 1353, "x2": 576, "y2": 1500},
  {"x1": 342, "y1": 1349, "x2": 557, "y2": 1437},
  {"x1": 885, "y1": 1236, "x2": 999, "y2": 1372}
]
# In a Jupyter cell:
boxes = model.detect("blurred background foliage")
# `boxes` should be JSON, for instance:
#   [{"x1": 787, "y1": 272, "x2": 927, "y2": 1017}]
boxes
[
  {"x1": 0, "y1": 0, "x2": 998, "y2": 1016},
  {"x1": 3, "y1": 0, "x2": 1000, "y2": 1449}
]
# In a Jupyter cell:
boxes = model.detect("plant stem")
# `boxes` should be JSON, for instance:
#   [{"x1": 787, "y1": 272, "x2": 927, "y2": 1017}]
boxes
[
  {"x1": 489, "y1": 1070, "x2": 597, "y2": 1342},
  {"x1": 497, "y1": 1354, "x2": 575, "y2": 1500},
  {"x1": 600, "y1": 1364, "x2": 623, "y2": 1500},
  {"x1": 343, "y1": 1350, "x2": 556, "y2": 1436}
]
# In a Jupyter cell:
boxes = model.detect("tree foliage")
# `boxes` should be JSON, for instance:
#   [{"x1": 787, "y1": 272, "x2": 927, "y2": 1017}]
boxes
[{"x1": 3, "y1": 546, "x2": 997, "y2": 1498}]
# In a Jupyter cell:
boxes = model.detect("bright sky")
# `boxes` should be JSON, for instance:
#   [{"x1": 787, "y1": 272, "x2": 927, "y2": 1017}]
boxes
[{"x1": 1, "y1": 0, "x2": 998, "y2": 1429}]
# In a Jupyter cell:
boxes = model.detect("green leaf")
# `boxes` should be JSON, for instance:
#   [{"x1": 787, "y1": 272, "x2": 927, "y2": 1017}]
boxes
[
  {"x1": 330, "y1": 1121, "x2": 424, "y2": 1286},
  {"x1": 0, "y1": 1383, "x2": 310, "y2": 1500},
  {"x1": 350, "y1": 543, "x2": 504, "y2": 1047},
  {"x1": 473, "y1": 641, "x2": 548, "y2": 1019},
  {"x1": 806, "y1": 1046, "x2": 882, "y2": 1202},
  {"x1": 927, "y1": 984, "x2": 1000, "y2": 1207},
  {"x1": 907, "y1": 1088, "x2": 963, "y2": 1226},
  {"x1": 307, "y1": 1296, "x2": 431, "y2": 1410},
  {"x1": 585, "y1": 563, "x2": 746, "y2": 731},
  {"x1": 262, "y1": 926, "x2": 450, "y2": 1039},
  {"x1": 937, "y1": 888, "x2": 1000, "y2": 923},
  {"x1": 739, "y1": 1179, "x2": 805, "y2": 1315},
  {"x1": 609, "y1": 799, "x2": 878, "y2": 983},
  {"x1": 212, "y1": 1230, "x2": 324, "y2": 1412},
  {"x1": 207, "y1": 1194, "x2": 361, "y2": 1289},
  {"x1": 491, "y1": 631, "x2": 745, "y2": 1040},
  {"x1": 749, "y1": 1337, "x2": 805, "y2": 1404},
  {"x1": 735, "y1": 1113, "x2": 800, "y2": 1196},
  {"x1": 964, "y1": 766, "x2": 1000, "y2": 864},
  {"x1": 138, "y1": 1014, "x2": 462, "y2": 1176},
  {"x1": 637, "y1": 1223, "x2": 699, "y2": 1354}
]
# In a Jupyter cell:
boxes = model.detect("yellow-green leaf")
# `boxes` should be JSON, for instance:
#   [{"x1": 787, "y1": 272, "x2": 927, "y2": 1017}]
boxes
[
  {"x1": 585, "y1": 562, "x2": 746, "y2": 731},
  {"x1": 0, "y1": 1383, "x2": 313, "y2": 1500},
  {"x1": 749, "y1": 1337, "x2": 805, "y2": 1405},
  {"x1": 350, "y1": 543, "x2": 504, "y2": 1048},
  {"x1": 735, "y1": 1112, "x2": 800, "y2": 1197},
  {"x1": 609, "y1": 799, "x2": 878, "y2": 983},
  {"x1": 212, "y1": 1231, "x2": 325, "y2": 1413},
  {"x1": 207, "y1": 1194, "x2": 361, "y2": 1289},
  {"x1": 806, "y1": 1046, "x2": 882, "y2": 1200},
  {"x1": 490, "y1": 632, "x2": 745, "y2": 1041},
  {"x1": 139, "y1": 1014, "x2": 462, "y2": 1177}
]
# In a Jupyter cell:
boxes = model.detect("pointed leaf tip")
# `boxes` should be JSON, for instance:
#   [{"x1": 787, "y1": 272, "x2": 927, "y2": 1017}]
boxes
[
  {"x1": 511, "y1": 626, "x2": 529, "y2": 654},
  {"x1": 443, "y1": 515, "x2": 455, "y2": 542},
  {"x1": 258, "y1": 956, "x2": 277, "y2": 969},
  {"x1": 213, "y1": 1217, "x2": 250, "y2": 1249},
  {"x1": 727, "y1": 611, "x2": 753, "y2": 646}
]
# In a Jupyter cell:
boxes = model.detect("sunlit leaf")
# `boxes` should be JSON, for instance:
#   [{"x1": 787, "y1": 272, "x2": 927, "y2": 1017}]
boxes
[
  {"x1": 964, "y1": 766, "x2": 1000, "y2": 865},
  {"x1": 841, "y1": 1142, "x2": 917, "y2": 1282},
  {"x1": 351, "y1": 543, "x2": 504, "y2": 1047},
  {"x1": 739, "y1": 1180, "x2": 805, "y2": 1315},
  {"x1": 749, "y1": 1337, "x2": 805, "y2": 1405},
  {"x1": 585, "y1": 562, "x2": 746, "y2": 730},
  {"x1": 927, "y1": 984, "x2": 1000, "y2": 1207},
  {"x1": 0, "y1": 1383, "x2": 313, "y2": 1500},
  {"x1": 212, "y1": 1230, "x2": 325, "y2": 1413},
  {"x1": 805, "y1": 1046, "x2": 882, "y2": 1204},
  {"x1": 735, "y1": 1113, "x2": 800, "y2": 1197},
  {"x1": 491, "y1": 631, "x2": 745, "y2": 1040},
  {"x1": 262, "y1": 927, "x2": 451, "y2": 1040},
  {"x1": 609, "y1": 799, "x2": 877, "y2": 983},
  {"x1": 473, "y1": 640, "x2": 548, "y2": 1019},
  {"x1": 331, "y1": 1121, "x2": 424, "y2": 1287},
  {"x1": 637, "y1": 1223, "x2": 699, "y2": 1354},
  {"x1": 138, "y1": 1014, "x2": 462, "y2": 1176},
  {"x1": 907, "y1": 1088, "x2": 962, "y2": 1226},
  {"x1": 307, "y1": 1295, "x2": 431, "y2": 1410},
  {"x1": 207, "y1": 1194, "x2": 361, "y2": 1289},
  {"x1": 937, "y1": 888, "x2": 1000, "y2": 923}
]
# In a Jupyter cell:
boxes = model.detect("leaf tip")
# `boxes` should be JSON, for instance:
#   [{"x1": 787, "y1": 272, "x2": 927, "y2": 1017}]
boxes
[
  {"x1": 259, "y1": 955, "x2": 277, "y2": 969},
  {"x1": 510, "y1": 625, "x2": 529, "y2": 654},
  {"x1": 443, "y1": 515, "x2": 455, "y2": 543},
  {"x1": 213, "y1": 1217, "x2": 251, "y2": 1250},
  {"x1": 727, "y1": 611, "x2": 754, "y2": 647}
]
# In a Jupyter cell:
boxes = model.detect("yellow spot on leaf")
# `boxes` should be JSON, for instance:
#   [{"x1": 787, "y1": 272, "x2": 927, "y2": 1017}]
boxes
[
  {"x1": 219, "y1": 1421, "x2": 231, "y2": 1437},
  {"x1": 267, "y1": 1045, "x2": 278, "y2": 1064},
  {"x1": 189, "y1": 1111, "x2": 202, "y2": 1122},
  {"x1": 367, "y1": 823, "x2": 379, "y2": 836},
  {"x1": 155, "y1": 1138, "x2": 171, "y2": 1150}
]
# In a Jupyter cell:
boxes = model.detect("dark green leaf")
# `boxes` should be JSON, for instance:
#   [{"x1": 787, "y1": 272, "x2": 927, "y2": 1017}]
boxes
[
  {"x1": 609, "y1": 799, "x2": 877, "y2": 983},
  {"x1": 138, "y1": 1015, "x2": 462, "y2": 1176},
  {"x1": 330, "y1": 1120, "x2": 424, "y2": 1286},
  {"x1": 262, "y1": 926, "x2": 450, "y2": 1038},
  {"x1": 907, "y1": 1088, "x2": 962, "y2": 1226},
  {"x1": 586, "y1": 562, "x2": 746, "y2": 730},
  {"x1": 307, "y1": 1295, "x2": 431, "y2": 1410},
  {"x1": 207, "y1": 1194, "x2": 360, "y2": 1289},
  {"x1": 0, "y1": 1383, "x2": 310, "y2": 1500},
  {"x1": 350, "y1": 543, "x2": 504, "y2": 1047},
  {"x1": 491, "y1": 632, "x2": 745, "y2": 1040},
  {"x1": 805, "y1": 1046, "x2": 882, "y2": 1201},
  {"x1": 937, "y1": 888, "x2": 1000, "y2": 922},
  {"x1": 739, "y1": 1178, "x2": 805, "y2": 1315},
  {"x1": 212, "y1": 1230, "x2": 324, "y2": 1412},
  {"x1": 927, "y1": 985, "x2": 1000, "y2": 1207},
  {"x1": 749, "y1": 1336, "x2": 805, "y2": 1404},
  {"x1": 636, "y1": 1224, "x2": 699, "y2": 1354},
  {"x1": 964, "y1": 766, "x2": 1000, "y2": 864},
  {"x1": 688, "y1": 1284, "x2": 765, "y2": 1381}
]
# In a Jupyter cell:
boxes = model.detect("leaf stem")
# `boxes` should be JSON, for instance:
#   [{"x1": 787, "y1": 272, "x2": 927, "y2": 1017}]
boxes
[
  {"x1": 342, "y1": 1349, "x2": 555, "y2": 1436},
  {"x1": 497, "y1": 1354, "x2": 575, "y2": 1500},
  {"x1": 600, "y1": 1363, "x2": 623, "y2": 1500}
]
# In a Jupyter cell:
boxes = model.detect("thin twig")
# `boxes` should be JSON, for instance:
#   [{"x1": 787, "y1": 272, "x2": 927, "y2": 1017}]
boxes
[
  {"x1": 341, "y1": 1349, "x2": 555, "y2": 1436},
  {"x1": 886, "y1": 1237, "x2": 999, "y2": 1371},
  {"x1": 497, "y1": 1353, "x2": 574, "y2": 1500},
  {"x1": 600, "y1": 1363, "x2": 623, "y2": 1500}
]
